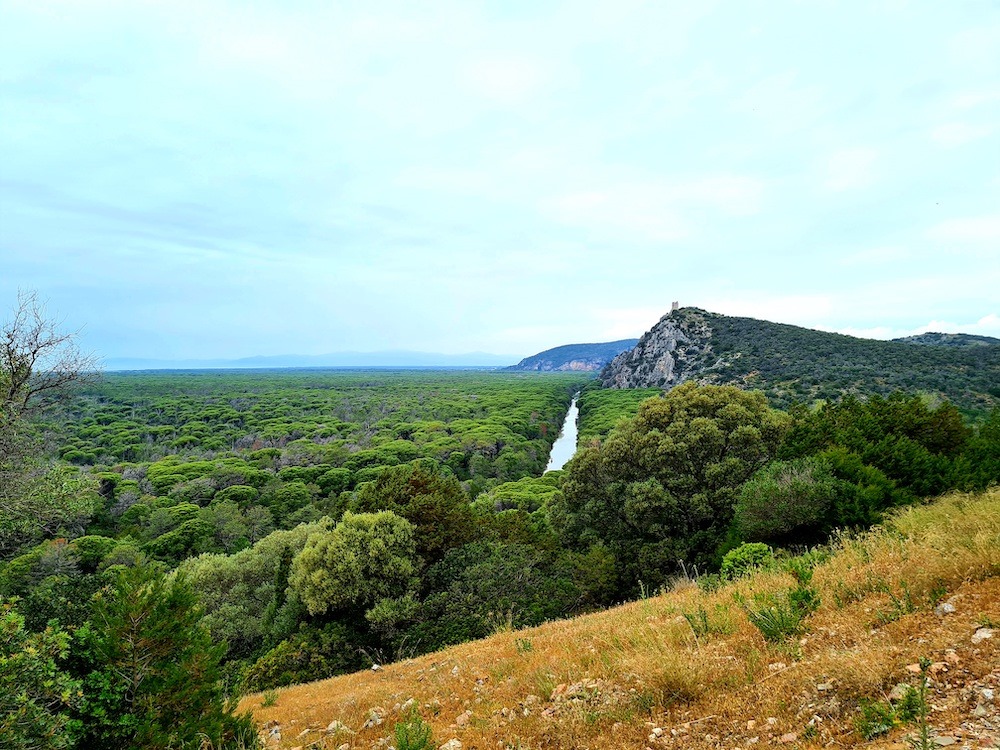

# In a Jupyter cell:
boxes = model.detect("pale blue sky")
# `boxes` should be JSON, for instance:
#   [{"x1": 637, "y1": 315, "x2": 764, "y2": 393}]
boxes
[{"x1": 2, "y1": 0, "x2": 999, "y2": 361}]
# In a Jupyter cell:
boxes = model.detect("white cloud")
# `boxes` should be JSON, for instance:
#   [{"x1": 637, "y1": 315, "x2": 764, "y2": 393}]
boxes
[
  {"x1": 542, "y1": 175, "x2": 764, "y2": 241},
  {"x1": 931, "y1": 122, "x2": 993, "y2": 147},
  {"x1": 824, "y1": 148, "x2": 878, "y2": 191},
  {"x1": 926, "y1": 217, "x2": 1000, "y2": 243},
  {"x1": 839, "y1": 313, "x2": 1000, "y2": 341}
]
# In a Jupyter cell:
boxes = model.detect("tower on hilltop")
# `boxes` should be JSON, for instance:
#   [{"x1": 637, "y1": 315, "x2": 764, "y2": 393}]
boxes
[{"x1": 671, "y1": 301, "x2": 679, "y2": 311}]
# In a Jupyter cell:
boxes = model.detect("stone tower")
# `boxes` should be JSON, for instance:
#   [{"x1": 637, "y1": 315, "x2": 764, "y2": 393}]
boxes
[{"x1": 671, "y1": 301, "x2": 679, "y2": 311}]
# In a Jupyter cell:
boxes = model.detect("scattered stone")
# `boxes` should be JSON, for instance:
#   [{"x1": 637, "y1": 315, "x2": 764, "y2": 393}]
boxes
[
  {"x1": 746, "y1": 720, "x2": 756, "y2": 730},
  {"x1": 439, "y1": 740, "x2": 463, "y2": 750},
  {"x1": 934, "y1": 602, "x2": 956, "y2": 616},
  {"x1": 971, "y1": 628, "x2": 994, "y2": 644},
  {"x1": 371, "y1": 663, "x2": 381, "y2": 671},
  {"x1": 452, "y1": 666, "x2": 460, "y2": 677},
  {"x1": 907, "y1": 663, "x2": 923, "y2": 674},
  {"x1": 337, "y1": 744, "x2": 349, "y2": 750},
  {"x1": 400, "y1": 697, "x2": 416, "y2": 713},
  {"x1": 296, "y1": 728, "x2": 312, "y2": 738},
  {"x1": 973, "y1": 703, "x2": 988, "y2": 718},
  {"x1": 982, "y1": 688, "x2": 995, "y2": 702},
  {"x1": 363, "y1": 707, "x2": 386, "y2": 729},
  {"x1": 890, "y1": 683, "x2": 912, "y2": 701},
  {"x1": 933, "y1": 737, "x2": 957, "y2": 746},
  {"x1": 455, "y1": 710, "x2": 472, "y2": 728},
  {"x1": 766, "y1": 717, "x2": 778, "y2": 726},
  {"x1": 768, "y1": 662, "x2": 787, "y2": 672},
  {"x1": 325, "y1": 719, "x2": 353, "y2": 734},
  {"x1": 779, "y1": 732, "x2": 798, "y2": 744},
  {"x1": 817, "y1": 682, "x2": 833, "y2": 692}
]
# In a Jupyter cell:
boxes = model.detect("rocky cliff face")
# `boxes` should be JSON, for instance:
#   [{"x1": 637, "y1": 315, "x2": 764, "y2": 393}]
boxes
[{"x1": 600, "y1": 308, "x2": 720, "y2": 389}]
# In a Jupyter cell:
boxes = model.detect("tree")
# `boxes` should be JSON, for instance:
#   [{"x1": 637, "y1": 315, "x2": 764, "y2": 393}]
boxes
[
  {"x1": 553, "y1": 383, "x2": 790, "y2": 591},
  {"x1": 289, "y1": 511, "x2": 417, "y2": 617},
  {"x1": 75, "y1": 565, "x2": 255, "y2": 749},
  {"x1": 0, "y1": 597, "x2": 80, "y2": 749},
  {"x1": 1, "y1": 292, "x2": 99, "y2": 557}
]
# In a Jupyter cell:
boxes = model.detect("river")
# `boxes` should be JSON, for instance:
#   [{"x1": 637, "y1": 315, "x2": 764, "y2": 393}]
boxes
[{"x1": 545, "y1": 393, "x2": 580, "y2": 472}]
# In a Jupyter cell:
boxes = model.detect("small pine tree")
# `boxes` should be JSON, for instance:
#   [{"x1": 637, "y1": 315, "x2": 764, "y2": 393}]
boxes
[{"x1": 75, "y1": 565, "x2": 256, "y2": 749}]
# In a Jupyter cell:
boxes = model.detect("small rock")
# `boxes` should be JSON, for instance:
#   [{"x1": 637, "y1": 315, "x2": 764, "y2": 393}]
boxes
[
  {"x1": 767, "y1": 717, "x2": 778, "y2": 726},
  {"x1": 325, "y1": 720, "x2": 352, "y2": 734},
  {"x1": 768, "y1": 662, "x2": 787, "y2": 672},
  {"x1": 452, "y1": 666, "x2": 460, "y2": 677},
  {"x1": 973, "y1": 703, "x2": 988, "y2": 718},
  {"x1": 982, "y1": 687, "x2": 995, "y2": 702},
  {"x1": 906, "y1": 663, "x2": 923, "y2": 674},
  {"x1": 746, "y1": 720, "x2": 756, "y2": 730},
  {"x1": 933, "y1": 737, "x2": 957, "y2": 746},
  {"x1": 296, "y1": 728, "x2": 312, "y2": 738},
  {"x1": 337, "y1": 745, "x2": 349, "y2": 750},
  {"x1": 889, "y1": 683, "x2": 912, "y2": 701},
  {"x1": 934, "y1": 602, "x2": 956, "y2": 616},
  {"x1": 817, "y1": 682, "x2": 833, "y2": 692},
  {"x1": 440, "y1": 740, "x2": 463, "y2": 750},
  {"x1": 455, "y1": 710, "x2": 472, "y2": 727},
  {"x1": 971, "y1": 628, "x2": 994, "y2": 644},
  {"x1": 401, "y1": 697, "x2": 416, "y2": 713},
  {"x1": 652, "y1": 727, "x2": 664, "y2": 737},
  {"x1": 371, "y1": 663, "x2": 381, "y2": 671},
  {"x1": 779, "y1": 733, "x2": 798, "y2": 744}
]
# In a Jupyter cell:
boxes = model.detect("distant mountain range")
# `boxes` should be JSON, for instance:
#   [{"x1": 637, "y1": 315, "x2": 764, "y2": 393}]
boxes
[
  {"x1": 103, "y1": 350, "x2": 517, "y2": 371},
  {"x1": 600, "y1": 307, "x2": 1000, "y2": 414},
  {"x1": 506, "y1": 339, "x2": 640, "y2": 372}
]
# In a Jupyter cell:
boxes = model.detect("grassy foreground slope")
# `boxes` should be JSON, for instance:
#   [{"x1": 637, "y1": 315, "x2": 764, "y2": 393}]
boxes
[{"x1": 243, "y1": 490, "x2": 1000, "y2": 749}]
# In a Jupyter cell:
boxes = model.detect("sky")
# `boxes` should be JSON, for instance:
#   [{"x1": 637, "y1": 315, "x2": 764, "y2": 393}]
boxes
[{"x1": 2, "y1": 0, "x2": 999, "y2": 362}]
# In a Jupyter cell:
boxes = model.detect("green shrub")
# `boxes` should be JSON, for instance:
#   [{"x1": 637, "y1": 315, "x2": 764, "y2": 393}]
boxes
[{"x1": 720, "y1": 543, "x2": 774, "y2": 580}]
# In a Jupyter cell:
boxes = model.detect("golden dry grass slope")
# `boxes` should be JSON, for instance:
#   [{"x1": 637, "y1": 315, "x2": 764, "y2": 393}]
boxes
[{"x1": 242, "y1": 489, "x2": 1000, "y2": 750}]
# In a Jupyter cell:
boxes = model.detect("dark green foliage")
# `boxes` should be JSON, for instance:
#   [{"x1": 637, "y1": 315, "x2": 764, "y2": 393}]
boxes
[
  {"x1": 352, "y1": 461, "x2": 476, "y2": 563},
  {"x1": 1, "y1": 598, "x2": 80, "y2": 749},
  {"x1": 75, "y1": 565, "x2": 256, "y2": 749},
  {"x1": 555, "y1": 383, "x2": 789, "y2": 592},
  {"x1": 734, "y1": 458, "x2": 841, "y2": 543},
  {"x1": 242, "y1": 622, "x2": 368, "y2": 692},
  {"x1": 405, "y1": 541, "x2": 598, "y2": 652},
  {"x1": 616, "y1": 308, "x2": 1000, "y2": 415}
]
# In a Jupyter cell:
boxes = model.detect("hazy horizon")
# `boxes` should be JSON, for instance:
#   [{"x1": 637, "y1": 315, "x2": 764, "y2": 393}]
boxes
[{"x1": 3, "y1": 1, "x2": 998, "y2": 360}]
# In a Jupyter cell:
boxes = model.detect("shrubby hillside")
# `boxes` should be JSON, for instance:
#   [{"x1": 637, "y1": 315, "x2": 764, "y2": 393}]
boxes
[{"x1": 601, "y1": 308, "x2": 1000, "y2": 415}]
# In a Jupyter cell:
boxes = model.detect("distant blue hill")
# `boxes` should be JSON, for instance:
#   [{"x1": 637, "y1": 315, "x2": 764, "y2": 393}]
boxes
[
  {"x1": 103, "y1": 350, "x2": 518, "y2": 371},
  {"x1": 506, "y1": 339, "x2": 640, "y2": 372}
]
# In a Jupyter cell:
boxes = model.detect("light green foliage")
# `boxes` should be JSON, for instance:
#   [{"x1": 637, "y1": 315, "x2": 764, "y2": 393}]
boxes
[
  {"x1": 289, "y1": 511, "x2": 417, "y2": 616},
  {"x1": 719, "y1": 542, "x2": 774, "y2": 580},
  {"x1": 394, "y1": 709, "x2": 436, "y2": 750},
  {"x1": 1, "y1": 597, "x2": 80, "y2": 749},
  {"x1": 555, "y1": 383, "x2": 790, "y2": 592},
  {"x1": 178, "y1": 521, "x2": 324, "y2": 658}
]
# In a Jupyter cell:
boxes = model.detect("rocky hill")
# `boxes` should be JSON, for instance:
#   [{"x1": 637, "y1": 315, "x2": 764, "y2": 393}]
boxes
[
  {"x1": 507, "y1": 339, "x2": 639, "y2": 372},
  {"x1": 600, "y1": 307, "x2": 1000, "y2": 413},
  {"x1": 894, "y1": 332, "x2": 1000, "y2": 348}
]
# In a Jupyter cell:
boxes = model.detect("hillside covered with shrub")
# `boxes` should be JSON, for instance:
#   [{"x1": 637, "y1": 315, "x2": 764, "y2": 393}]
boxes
[
  {"x1": 601, "y1": 308, "x2": 1000, "y2": 415},
  {"x1": 244, "y1": 488, "x2": 1000, "y2": 750}
]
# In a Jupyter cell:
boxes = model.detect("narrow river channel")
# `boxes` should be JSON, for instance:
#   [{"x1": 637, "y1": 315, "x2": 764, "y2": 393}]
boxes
[{"x1": 545, "y1": 393, "x2": 580, "y2": 472}]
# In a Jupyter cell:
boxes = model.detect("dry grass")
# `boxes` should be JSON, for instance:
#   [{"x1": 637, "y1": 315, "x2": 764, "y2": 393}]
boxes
[{"x1": 241, "y1": 489, "x2": 1000, "y2": 749}]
